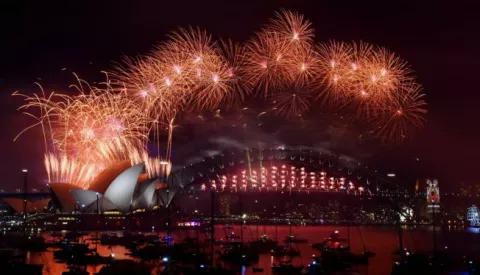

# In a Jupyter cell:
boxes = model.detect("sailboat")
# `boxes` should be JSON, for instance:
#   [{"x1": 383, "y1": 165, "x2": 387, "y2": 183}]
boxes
[
  {"x1": 271, "y1": 258, "x2": 303, "y2": 274},
  {"x1": 270, "y1": 245, "x2": 300, "y2": 257},
  {"x1": 311, "y1": 230, "x2": 349, "y2": 252},
  {"x1": 250, "y1": 224, "x2": 277, "y2": 253},
  {"x1": 283, "y1": 222, "x2": 308, "y2": 243}
]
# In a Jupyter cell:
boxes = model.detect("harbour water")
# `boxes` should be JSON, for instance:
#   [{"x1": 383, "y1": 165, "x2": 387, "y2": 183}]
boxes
[{"x1": 24, "y1": 225, "x2": 480, "y2": 275}]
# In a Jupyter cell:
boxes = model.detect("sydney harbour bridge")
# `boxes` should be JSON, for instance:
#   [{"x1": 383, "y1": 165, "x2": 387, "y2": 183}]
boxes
[
  {"x1": 0, "y1": 148, "x2": 402, "y2": 210},
  {"x1": 2, "y1": 148, "x2": 472, "y2": 229},
  {"x1": 169, "y1": 148, "x2": 399, "y2": 195}
]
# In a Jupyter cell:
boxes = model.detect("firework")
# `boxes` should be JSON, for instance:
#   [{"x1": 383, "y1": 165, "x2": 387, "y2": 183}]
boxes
[
  {"x1": 268, "y1": 9, "x2": 315, "y2": 45},
  {"x1": 44, "y1": 153, "x2": 97, "y2": 189},
  {"x1": 370, "y1": 83, "x2": 427, "y2": 141},
  {"x1": 244, "y1": 31, "x2": 292, "y2": 96},
  {"x1": 14, "y1": 10, "x2": 428, "y2": 191},
  {"x1": 215, "y1": 39, "x2": 250, "y2": 106},
  {"x1": 272, "y1": 84, "x2": 314, "y2": 118},
  {"x1": 116, "y1": 27, "x2": 243, "y2": 115},
  {"x1": 129, "y1": 149, "x2": 172, "y2": 179},
  {"x1": 316, "y1": 41, "x2": 355, "y2": 105},
  {"x1": 315, "y1": 41, "x2": 419, "y2": 123},
  {"x1": 288, "y1": 44, "x2": 320, "y2": 86},
  {"x1": 113, "y1": 27, "x2": 246, "y2": 166},
  {"x1": 358, "y1": 47, "x2": 411, "y2": 96},
  {"x1": 14, "y1": 75, "x2": 147, "y2": 188},
  {"x1": 113, "y1": 10, "x2": 426, "y2": 143},
  {"x1": 244, "y1": 10, "x2": 317, "y2": 98},
  {"x1": 202, "y1": 163, "x2": 366, "y2": 195},
  {"x1": 153, "y1": 26, "x2": 243, "y2": 112}
]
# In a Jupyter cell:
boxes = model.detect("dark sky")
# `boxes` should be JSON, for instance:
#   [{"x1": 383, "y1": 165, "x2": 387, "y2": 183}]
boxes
[{"x1": 0, "y1": 0, "x2": 479, "y2": 191}]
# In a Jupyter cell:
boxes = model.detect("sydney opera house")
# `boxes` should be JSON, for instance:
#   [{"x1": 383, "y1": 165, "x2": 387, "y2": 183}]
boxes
[{"x1": 47, "y1": 160, "x2": 174, "y2": 213}]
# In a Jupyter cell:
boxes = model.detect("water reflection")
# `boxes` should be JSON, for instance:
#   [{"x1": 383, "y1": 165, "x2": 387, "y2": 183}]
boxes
[
  {"x1": 23, "y1": 225, "x2": 480, "y2": 275},
  {"x1": 467, "y1": 227, "x2": 480, "y2": 234}
]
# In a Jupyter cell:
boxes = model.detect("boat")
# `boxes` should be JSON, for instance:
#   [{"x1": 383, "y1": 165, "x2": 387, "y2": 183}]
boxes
[
  {"x1": 53, "y1": 243, "x2": 93, "y2": 261},
  {"x1": 284, "y1": 234, "x2": 308, "y2": 244},
  {"x1": 272, "y1": 259, "x2": 303, "y2": 274},
  {"x1": 128, "y1": 243, "x2": 169, "y2": 260},
  {"x1": 250, "y1": 234, "x2": 278, "y2": 253},
  {"x1": 95, "y1": 260, "x2": 152, "y2": 275},
  {"x1": 215, "y1": 230, "x2": 242, "y2": 246},
  {"x1": 100, "y1": 232, "x2": 160, "y2": 247},
  {"x1": 100, "y1": 233, "x2": 123, "y2": 245},
  {"x1": 283, "y1": 223, "x2": 308, "y2": 243},
  {"x1": 68, "y1": 253, "x2": 114, "y2": 265},
  {"x1": 312, "y1": 230, "x2": 372, "y2": 271},
  {"x1": 311, "y1": 230, "x2": 349, "y2": 252},
  {"x1": 270, "y1": 245, "x2": 300, "y2": 257},
  {"x1": 215, "y1": 239, "x2": 242, "y2": 246},
  {"x1": 62, "y1": 265, "x2": 89, "y2": 275}
]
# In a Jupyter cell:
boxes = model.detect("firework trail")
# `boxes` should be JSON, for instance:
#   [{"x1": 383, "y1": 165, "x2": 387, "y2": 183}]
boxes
[
  {"x1": 14, "y1": 74, "x2": 147, "y2": 188},
  {"x1": 370, "y1": 83, "x2": 427, "y2": 141}
]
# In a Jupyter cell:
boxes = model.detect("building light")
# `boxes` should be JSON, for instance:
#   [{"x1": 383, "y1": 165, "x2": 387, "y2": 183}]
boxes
[{"x1": 104, "y1": 211, "x2": 121, "y2": 215}]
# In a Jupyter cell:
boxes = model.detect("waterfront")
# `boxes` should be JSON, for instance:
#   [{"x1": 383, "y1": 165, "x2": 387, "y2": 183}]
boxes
[{"x1": 21, "y1": 225, "x2": 480, "y2": 275}]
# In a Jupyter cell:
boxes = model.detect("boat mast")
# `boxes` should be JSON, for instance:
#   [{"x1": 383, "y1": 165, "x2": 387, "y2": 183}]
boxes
[
  {"x1": 210, "y1": 189, "x2": 215, "y2": 266},
  {"x1": 432, "y1": 201, "x2": 437, "y2": 253},
  {"x1": 239, "y1": 193, "x2": 244, "y2": 247},
  {"x1": 395, "y1": 204, "x2": 405, "y2": 262}
]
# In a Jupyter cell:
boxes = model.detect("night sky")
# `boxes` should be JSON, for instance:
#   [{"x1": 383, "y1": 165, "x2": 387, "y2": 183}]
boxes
[{"x1": 0, "y1": 0, "x2": 479, "y2": 191}]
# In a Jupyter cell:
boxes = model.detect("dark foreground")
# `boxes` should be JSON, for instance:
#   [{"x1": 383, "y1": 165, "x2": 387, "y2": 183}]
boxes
[{"x1": 2, "y1": 225, "x2": 480, "y2": 274}]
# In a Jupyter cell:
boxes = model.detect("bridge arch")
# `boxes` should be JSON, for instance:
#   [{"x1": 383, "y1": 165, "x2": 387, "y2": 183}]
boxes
[{"x1": 168, "y1": 148, "x2": 400, "y2": 196}]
